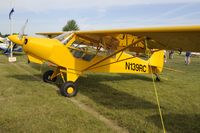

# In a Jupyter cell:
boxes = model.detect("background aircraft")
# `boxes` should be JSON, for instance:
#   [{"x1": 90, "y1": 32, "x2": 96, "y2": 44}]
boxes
[
  {"x1": 0, "y1": 37, "x2": 22, "y2": 55},
  {"x1": 0, "y1": 38, "x2": 9, "y2": 51}
]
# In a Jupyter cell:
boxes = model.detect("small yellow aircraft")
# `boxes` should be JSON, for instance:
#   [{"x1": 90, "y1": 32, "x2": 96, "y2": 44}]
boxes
[{"x1": 8, "y1": 25, "x2": 200, "y2": 97}]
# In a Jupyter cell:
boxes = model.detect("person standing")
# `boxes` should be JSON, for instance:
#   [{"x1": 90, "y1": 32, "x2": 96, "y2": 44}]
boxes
[
  {"x1": 169, "y1": 50, "x2": 174, "y2": 59},
  {"x1": 185, "y1": 51, "x2": 191, "y2": 65}
]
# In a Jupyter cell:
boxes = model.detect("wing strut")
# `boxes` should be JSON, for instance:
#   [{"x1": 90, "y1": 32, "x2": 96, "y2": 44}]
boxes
[{"x1": 82, "y1": 36, "x2": 147, "y2": 71}]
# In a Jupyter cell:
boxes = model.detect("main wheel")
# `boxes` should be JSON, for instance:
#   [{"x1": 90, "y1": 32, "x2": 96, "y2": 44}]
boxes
[
  {"x1": 60, "y1": 82, "x2": 78, "y2": 97},
  {"x1": 43, "y1": 70, "x2": 57, "y2": 83}
]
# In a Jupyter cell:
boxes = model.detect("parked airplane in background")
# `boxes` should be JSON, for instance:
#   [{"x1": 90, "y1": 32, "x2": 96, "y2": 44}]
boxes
[
  {"x1": 8, "y1": 25, "x2": 200, "y2": 97},
  {"x1": 0, "y1": 37, "x2": 22, "y2": 54},
  {"x1": 0, "y1": 37, "x2": 9, "y2": 51}
]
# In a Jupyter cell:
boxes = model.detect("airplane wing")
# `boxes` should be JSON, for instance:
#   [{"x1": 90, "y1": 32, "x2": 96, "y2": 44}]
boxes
[
  {"x1": 37, "y1": 25, "x2": 200, "y2": 52},
  {"x1": 73, "y1": 25, "x2": 200, "y2": 52}
]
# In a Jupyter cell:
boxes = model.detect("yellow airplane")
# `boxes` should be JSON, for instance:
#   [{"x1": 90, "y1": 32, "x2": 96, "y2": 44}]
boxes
[{"x1": 8, "y1": 25, "x2": 200, "y2": 97}]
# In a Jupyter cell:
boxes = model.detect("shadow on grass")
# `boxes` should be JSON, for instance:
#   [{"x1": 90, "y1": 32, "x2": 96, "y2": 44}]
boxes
[
  {"x1": 6, "y1": 74, "x2": 42, "y2": 81},
  {"x1": 77, "y1": 74, "x2": 157, "y2": 110},
  {"x1": 146, "y1": 113, "x2": 200, "y2": 133},
  {"x1": 85, "y1": 73, "x2": 153, "y2": 82},
  {"x1": 13, "y1": 52, "x2": 25, "y2": 56},
  {"x1": 7, "y1": 73, "x2": 157, "y2": 110},
  {"x1": 6, "y1": 73, "x2": 63, "y2": 92}
]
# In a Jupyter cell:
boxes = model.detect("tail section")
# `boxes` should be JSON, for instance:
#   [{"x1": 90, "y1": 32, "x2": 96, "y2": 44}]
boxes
[{"x1": 148, "y1": 50, "x2": 164, "y2": 73}]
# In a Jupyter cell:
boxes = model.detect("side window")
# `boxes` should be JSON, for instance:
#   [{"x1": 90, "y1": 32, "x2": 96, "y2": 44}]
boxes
[{"x1": 69, "y1": 41, "x2": 95, "y2": 61}]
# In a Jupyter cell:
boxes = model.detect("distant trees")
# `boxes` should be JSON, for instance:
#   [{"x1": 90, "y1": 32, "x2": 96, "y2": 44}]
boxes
[{"x1": 62, "y1": 20, "x2": 79, "y2": 31}]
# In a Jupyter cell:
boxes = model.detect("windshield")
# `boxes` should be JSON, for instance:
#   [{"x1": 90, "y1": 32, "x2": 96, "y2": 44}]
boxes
[
  {"x1": 54, "y1": 32, "x2": 68, "y2": 41},
  {"x1": 54, "y1": 32, "x2": 74, "y2": 44}
]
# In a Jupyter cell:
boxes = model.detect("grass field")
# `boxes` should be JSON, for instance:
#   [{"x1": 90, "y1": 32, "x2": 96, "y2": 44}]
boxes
[{"x1": 0, "y1": 53, "x2": 199, "y2": 133}]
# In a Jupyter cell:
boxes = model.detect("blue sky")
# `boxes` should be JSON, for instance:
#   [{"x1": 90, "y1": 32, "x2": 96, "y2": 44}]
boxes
[{"x1": 1, "y1": 0, "x2": 200, "y2": 36}]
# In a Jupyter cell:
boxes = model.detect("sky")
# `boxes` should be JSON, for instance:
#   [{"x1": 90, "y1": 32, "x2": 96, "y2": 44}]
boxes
[{"x1": 1, "y1": 0, "x2": 200, "y2": 36}]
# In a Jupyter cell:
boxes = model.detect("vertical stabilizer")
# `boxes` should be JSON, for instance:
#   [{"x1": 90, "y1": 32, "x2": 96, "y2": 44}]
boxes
[{"x1": 148, "y1": 50, "x2": 164, "y2": 73}]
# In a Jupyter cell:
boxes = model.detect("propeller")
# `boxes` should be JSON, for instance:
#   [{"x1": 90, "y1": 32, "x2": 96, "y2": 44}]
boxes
[
  {"x1": 18, "y1": 19, "x2": 28, "y2": 40},
  {"x1": 5, "y1": 19, "x2": 28, "y2": 55},
  {"x1": 8, "y1": 19, "x2": 29, "y2": 46}
]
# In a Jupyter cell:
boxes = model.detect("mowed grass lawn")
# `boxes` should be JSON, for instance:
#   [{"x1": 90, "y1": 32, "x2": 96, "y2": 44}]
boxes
[{"x1": 0, "y1": 52, "x2": 199, "y2": 133}]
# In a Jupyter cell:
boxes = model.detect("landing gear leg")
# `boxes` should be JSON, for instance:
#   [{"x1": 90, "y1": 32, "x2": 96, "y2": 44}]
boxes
[
  {"x1": 59, "y1": 70, "x2": 80, "y2": 97},
  {"x1": 43, "y1": 70, "x2": 57, "y2": 83}
]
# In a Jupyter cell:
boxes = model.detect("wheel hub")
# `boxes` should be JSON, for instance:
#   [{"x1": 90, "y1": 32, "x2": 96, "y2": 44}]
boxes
[{"x1": 67, "y1": 87, "x2": 74, "y2": 94}]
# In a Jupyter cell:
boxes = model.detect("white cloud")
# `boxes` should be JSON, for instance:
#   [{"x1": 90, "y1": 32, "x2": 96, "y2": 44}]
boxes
[{"x1": 1, "y1": 0, "x2": 200, "y2": 12}]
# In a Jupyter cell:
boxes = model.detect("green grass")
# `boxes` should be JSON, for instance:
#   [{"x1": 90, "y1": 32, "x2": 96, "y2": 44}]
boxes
[
  {"x1": 75, "y1": 54, "x2": 200, "y2": 133},
  {"x1": 0, "y1": 53, "x2": 199, "y2": 133},
  {"x1": 0, "y1": 54, "x2": 114, "y2": 133}
]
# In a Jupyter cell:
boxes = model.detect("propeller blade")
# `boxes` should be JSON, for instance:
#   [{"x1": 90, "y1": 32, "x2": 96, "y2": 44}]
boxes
[{"x1": 18, "y1": 19, "x2": 28, "y2": 40}]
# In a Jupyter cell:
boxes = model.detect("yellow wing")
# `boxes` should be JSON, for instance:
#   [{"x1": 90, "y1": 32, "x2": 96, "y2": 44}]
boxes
[{"x1": 37, "y1": 25, "x2": 200, "y2": 52}]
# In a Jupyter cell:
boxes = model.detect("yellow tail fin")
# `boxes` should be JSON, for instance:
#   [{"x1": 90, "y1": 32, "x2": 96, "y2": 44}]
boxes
[{"x1": 148, "y1": 50, "x2": 164, "y2": 73}]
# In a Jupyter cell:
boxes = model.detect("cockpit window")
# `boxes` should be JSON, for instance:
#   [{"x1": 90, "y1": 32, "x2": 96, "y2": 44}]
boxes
[{"x1": 69, "y1": 41, "x2": 96, "y2": 61}]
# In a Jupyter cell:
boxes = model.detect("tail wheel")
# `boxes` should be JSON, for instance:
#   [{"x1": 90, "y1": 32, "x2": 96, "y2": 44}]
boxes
[
  {"x1": 154, "y1": 73, "x2": 161, "y2": 81},
  {"x1": 43, "y1": 70, "x2": 57, "y2": 83},
  {"x1": 156, "y1": 77, "x2": 161, "y2": 81},
  {"x1": 60, "y1": 82, "x2": 78, "y2": 97}
]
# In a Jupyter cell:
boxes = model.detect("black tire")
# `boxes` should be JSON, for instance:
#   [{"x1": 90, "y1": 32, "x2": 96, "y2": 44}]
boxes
[
  {"x1": 156, "y1": 76, "x2": 161, "y2": 82},
  {"x1": 43, "y1": 70, "x2": 57, "y2": 83},
  {"x1": 60, "y1": 82, "x2": 78, "y2": 97}
]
